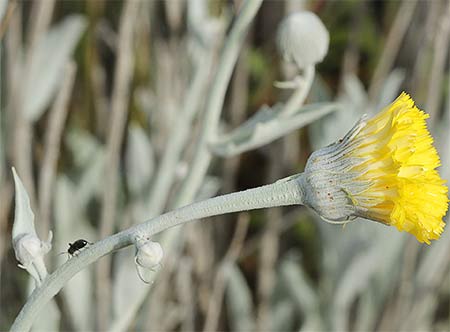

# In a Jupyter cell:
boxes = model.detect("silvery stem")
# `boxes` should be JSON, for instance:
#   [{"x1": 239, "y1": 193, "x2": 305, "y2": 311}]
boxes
[
  {"x1": 11, "y1": 175, "x2": 304, "y2": 332},
  {"x1": 280, "y1": 65, "x2": 315, "y2": 117},
  {"x1": 135, "y1": 175, "x2": 304, "y2": 237}
]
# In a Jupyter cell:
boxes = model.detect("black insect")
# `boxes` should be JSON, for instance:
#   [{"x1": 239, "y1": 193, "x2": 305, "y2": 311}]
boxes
[
  {"x1": 58, "y1": 239, "x2": 93, "y2": 258},
  {"x1": 68, "y1": 239, "x2": 92, "y2": 256}
]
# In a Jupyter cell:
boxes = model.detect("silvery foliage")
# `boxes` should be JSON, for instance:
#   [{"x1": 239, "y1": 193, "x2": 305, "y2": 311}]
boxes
[
  {"x1": 6, "y1": 11, "x2": 90, "y2": 331},
  {"x1": 9, "y1": 3, "x2": 448, "y2": 331},
  {"x1": 212, "y1": 102, "x2": 340, "y2": 157},
  {"x1": 0, "y1": 0, "x2": 8, "y2": 22},
  {"x1": 0, "y1": 75, "x2": 4, "y2": 182},
  {"x1": 11, "y1": 168, "x2": 52, "y2": 286},
  {"x1": 187, "y1": 0, "x2": 225, "y2": 49},
  {"x1": 110, "y1": 0, "x2": 225, "y2": 329},
  {"x1": 280, "y1": 255, "x2": 322, "y2": 331},
  {"x1": 112, "y1": 7, "x2": 335, "y2": 331},
  {"x1": 225, "y1": 263, "x2": 255, "y2": 332},
  {"x1": 24, "y1": 15, "x2": 87, "y2": 122},
  {"x1": 0, "y1": 1, "x2": 6, "y2": 186},
  {"x1": 126, "y1": 125, "x2": 155, "y2": 196},
  {"x1": 65, "y1": 129, "x2": 105, "y2": 208},
  {"x1": 212, "y1": 11, "x2": 337, "y2": 157}
]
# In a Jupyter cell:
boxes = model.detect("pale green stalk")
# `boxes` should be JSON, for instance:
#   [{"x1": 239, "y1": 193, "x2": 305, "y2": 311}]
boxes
[{"x1": 11, "y1": 175, "x2": 304, "y2": 332}]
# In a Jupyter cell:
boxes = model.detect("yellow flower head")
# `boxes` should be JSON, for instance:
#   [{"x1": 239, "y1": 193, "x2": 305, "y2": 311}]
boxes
[{"x1": 300, "y1": 92, "x2": 448, "y2": 243}]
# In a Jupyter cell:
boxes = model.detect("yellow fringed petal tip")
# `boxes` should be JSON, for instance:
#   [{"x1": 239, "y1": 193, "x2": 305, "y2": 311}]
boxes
[{"x1": 350, "y1": 92, "x2": 449, "y2": 243}]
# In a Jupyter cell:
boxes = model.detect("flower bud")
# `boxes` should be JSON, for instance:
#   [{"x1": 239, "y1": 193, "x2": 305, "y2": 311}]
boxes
[
  {"x1": 277, "y1": 11, "x2": 329, "y2": 69},
  {"x1": 134, "y1": 236, "x2": 163, "y2": 284},
  {"x1": 12, "y1": 167, "x2": 52, "y2": 285},
  {"x1": 13, "y1": 232, "x2": 52, "y2": 268},
  {"x1": 134, "y1": 237, "x2": 163, "y2": 270}
]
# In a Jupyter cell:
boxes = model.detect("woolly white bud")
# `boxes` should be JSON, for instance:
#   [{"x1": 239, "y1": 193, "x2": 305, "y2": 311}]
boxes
[
  {"x1": 12, "y1": 167, "x2": 52, "y2": 286},
  {"x1": 135, "y1": 240, "x2": 164, "y2": 269},
  {"x1": 277, "y1": 11, "x2": 329, "y2": 69},
  {"x1": 134, "y1": 235, "x2": 163, "y2": 284},
  {"x1": 13, "y1": 232, "x2": 52, "y2": 269}
]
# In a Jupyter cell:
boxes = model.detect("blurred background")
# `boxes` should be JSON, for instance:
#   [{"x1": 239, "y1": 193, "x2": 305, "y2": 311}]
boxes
[{"x1": 0, "y1": 0, "x2": 449, "y2": 331}]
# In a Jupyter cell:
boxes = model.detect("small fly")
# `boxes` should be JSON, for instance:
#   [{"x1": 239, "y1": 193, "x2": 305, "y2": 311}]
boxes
[{"x1": 59, "y1": 239, "x2": 93, "y2": 259}]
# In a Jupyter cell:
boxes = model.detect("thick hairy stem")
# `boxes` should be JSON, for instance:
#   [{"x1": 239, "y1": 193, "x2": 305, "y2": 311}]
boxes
[
  {"x1": 11, "y1": 175, "x2": 304, "y2": 332},
  {"x1": 135, "y1": 176, "x2": 303, "y2": 237}
]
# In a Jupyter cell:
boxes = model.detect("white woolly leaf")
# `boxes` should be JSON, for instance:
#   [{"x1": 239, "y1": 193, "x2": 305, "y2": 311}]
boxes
[
  {"x1": 212, "y1": 102, "x2": 340, "y2": 156},
  {"x1": 0, "y1": 0, "x2": 8, "y2": 23},
  {"x1": 12, "y1": 167, "x2": 36, "y2": 239},
  {"x1": 271, "y1": 300, "x2": 295, "y2": 332},
  {"x1": 281, "y1": 257, "x2": 319, "y2": 315},
  {"x1": 225, "y1": 263, "x2": 255, "y2": 332},
  {"x1": 195, "y1": 176, "x2": 221, "y2": 201},
  {"x1": 126, "y1": 125, "x2": 154, "y2": 195},
  {"x1": 376, "y1": 69, "x2": 405, "y2": 109},
  {"x1": 24, "y1": 15, "x2": 87, "y2": 121},
  {"x1": 65, "y1": 129, "x2": 105, "y2": 209}
]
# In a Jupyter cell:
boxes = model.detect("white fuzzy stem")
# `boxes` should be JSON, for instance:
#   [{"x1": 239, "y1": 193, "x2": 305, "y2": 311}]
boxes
[
  {"x1": 11, "y1": 175, "x2": 304, "y2": 332},
  {"x1": 135, "y1": 176, "x2": 303, "y2": 236}
]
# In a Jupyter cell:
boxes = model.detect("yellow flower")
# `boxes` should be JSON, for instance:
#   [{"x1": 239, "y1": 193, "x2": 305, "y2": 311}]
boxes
[{"x1": 301, "y1": 92, "x2": 448, "y2": 243}]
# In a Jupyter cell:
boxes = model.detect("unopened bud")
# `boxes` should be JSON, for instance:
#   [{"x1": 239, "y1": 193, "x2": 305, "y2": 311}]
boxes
[
  {"x1": 277, "y1": 11, "x2": 329, "y2": 69},
  {"x1": 13, "y1": 232, "x2": 52, "y2": 269},
  {"x1": 135, "y1": 240, "x2": 163, "y2": 269},
  {"x1": 133, "y1": 235, "x2": 163, "y2": 284},
  {"x1": 12, "y1": 167, "x2": 52, "y2": 285}
]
